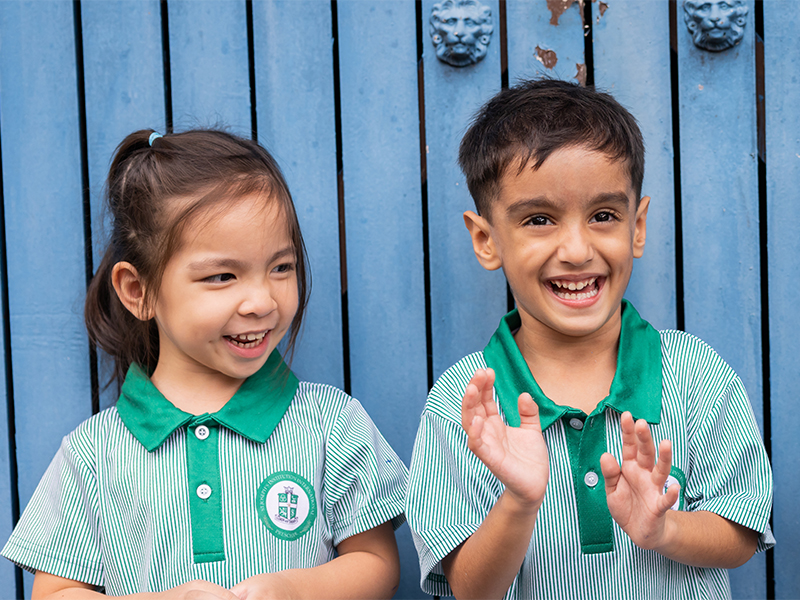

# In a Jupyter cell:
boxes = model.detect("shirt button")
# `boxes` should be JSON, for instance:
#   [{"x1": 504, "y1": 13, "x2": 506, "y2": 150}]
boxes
[
  {"x1": 584, "y1": 471, "x2": 599, "y2": 488},
  {"x1": 568, "y1": 418, "x2": 584, "y2": 430},
  {"x1": 196, "y1": 484, "x2": 212, "y2": 499},
  {"x1": 195, "y1": 425, "x2": 209, "y2": 440}
]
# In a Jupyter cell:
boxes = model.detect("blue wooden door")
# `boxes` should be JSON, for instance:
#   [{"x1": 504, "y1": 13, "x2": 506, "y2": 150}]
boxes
[{"x1": 0, "y1": 1, "x2": 795, "y2": 598}]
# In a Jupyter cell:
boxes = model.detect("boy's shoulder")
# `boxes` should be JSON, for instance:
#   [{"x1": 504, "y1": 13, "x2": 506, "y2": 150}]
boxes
[
  {"x1": 657, "y1": 328, "x2": 738, "y2": 385},
  {"x1": 425, "y1": 351, "x2": 488, "y2": 422}
]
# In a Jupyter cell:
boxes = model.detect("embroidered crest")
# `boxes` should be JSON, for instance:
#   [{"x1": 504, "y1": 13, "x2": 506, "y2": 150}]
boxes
[
  {"x1": 257, "y1": 471, "x2": 317, "y2": 540},
  {"x1": 664, "y1": 465, "x2": 686, "y2": 511}
]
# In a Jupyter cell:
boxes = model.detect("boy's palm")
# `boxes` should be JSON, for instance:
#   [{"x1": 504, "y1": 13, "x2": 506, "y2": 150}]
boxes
[
  {"x1": 462, "y1": 368, "x2": 549, "y2": 507},
  {"x1": 600, "y1": 412, "x2": 680, "y2": 551}
]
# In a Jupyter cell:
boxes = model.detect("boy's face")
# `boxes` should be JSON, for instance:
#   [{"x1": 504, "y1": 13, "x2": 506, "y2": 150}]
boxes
[{"x1": 464, "y1": 145, "x2": 649, "y2": 342}]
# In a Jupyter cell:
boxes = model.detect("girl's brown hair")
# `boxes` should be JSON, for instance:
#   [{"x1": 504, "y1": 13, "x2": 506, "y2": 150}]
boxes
[{"x1": 85, "y1": 129, "x2": 310, "y2": 387}]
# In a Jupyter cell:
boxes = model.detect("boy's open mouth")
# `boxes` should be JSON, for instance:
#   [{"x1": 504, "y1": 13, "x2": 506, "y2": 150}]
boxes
[
  {"x1": 225, "y1": 332, "x2": 267, "y2": 349},
  {"x1": 549, "y1": 277, "x2": 600, "y2": 301}
]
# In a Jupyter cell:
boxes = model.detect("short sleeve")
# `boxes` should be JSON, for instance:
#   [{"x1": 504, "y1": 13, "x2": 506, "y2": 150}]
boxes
[
  {"x1": 406, "y1": 366, "x2": 502, "y2": 597},
  {"x1": 681, "y1": 343, "x2": 775, "y2": 552},
  {"x1": 2, "y1": 430, "x2": 103, "y2": 585},
  {"x1": 322, "y1": 397, "x2": 408, "y2": 546}
]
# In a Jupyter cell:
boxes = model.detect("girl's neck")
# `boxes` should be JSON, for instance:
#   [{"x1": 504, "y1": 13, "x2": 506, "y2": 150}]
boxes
[{"x1": 150, "y1": 365, "x2": 244, "y2": 415}]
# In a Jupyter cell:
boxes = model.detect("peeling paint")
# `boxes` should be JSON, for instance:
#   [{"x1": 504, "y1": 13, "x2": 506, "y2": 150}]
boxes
[
  {"x1": 698, "y1": 84, "x2": 704, "y2": 90},
  {"x1": 547, "y1": 0, "x2": 583, "y2": 26},
  {"x1": 575, "y1": 63, "x2": 587, "y2": 87},
  {"x1": 535, "y1": 46, "x2": 558, "y2": 69},
  {"x1": 599, "y1": 2, "x2": 608, "y2": 17}
]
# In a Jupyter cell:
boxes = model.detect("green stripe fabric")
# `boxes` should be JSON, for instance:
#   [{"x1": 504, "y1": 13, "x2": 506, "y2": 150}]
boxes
[
  {"x1": 407, "y1": 318, "x2": 773, "y2": 599},
  {"x1": 2, "y1": 380, "x2": 407, "y2": 594}
]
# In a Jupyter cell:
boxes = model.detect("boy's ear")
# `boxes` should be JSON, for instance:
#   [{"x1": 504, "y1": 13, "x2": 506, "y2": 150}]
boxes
[
  {"x1": 111, "y1": 262, "x2": 153, "y2": 321},
  {"x1": 463, "y1": 210, "x2": 503, "y2": 271},
  {"x1": 633, "y1": 196, "x2": 650, "y2": 259}
]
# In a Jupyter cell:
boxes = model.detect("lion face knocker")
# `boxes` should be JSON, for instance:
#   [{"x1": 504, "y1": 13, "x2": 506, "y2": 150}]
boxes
[
  {"x1": 430, "y1": 0, "x2": 493, "y2": 67},
  {"x1": 683, "y1": 0, "x2": 748, "y2": 52}
]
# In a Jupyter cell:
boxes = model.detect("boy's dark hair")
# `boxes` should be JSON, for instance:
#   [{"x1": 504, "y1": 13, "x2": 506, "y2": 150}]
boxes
[
  {"x1": 85, "y1": 128, "x2": 310, "y2": 387},
  {"x1": 459, "y1": 78, "x2": 645, "y2": 219}
]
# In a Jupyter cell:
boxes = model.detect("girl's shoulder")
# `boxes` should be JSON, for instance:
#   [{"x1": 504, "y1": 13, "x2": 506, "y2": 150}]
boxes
[{"x1": 289, "y1": 380, "x2": 377, "y2": 435}]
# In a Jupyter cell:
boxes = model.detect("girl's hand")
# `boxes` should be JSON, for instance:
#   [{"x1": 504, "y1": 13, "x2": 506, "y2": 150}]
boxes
[
  {"x1": 600, "y1": 411, "x2": 680, "y2": 551},
  {"x1": 230, "y1": 572, "x2": 298, "y2": 600},
  {"x1": 32, "y1": 571, "x2": 239, "y2": 600},
  {"x1": 462, "y1": 368, "x2": 549, "y2": 509}
]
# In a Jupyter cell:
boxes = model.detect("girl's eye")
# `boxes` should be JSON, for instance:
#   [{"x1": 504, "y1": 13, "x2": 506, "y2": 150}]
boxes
[
  {"x1": 274, "y1": 262, "x2": 296, "y2": 274},
  {"x1": 205, "y1": 273, "x2": 235, "y2": 283},
  {"x1": 524, "y1": 215, "x2": 552, "y2": 227}
]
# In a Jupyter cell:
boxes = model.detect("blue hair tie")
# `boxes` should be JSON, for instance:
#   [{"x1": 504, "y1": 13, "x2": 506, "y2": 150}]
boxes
[{"x1": 148, "y1": 132, "x2": 163, "y2": 146}]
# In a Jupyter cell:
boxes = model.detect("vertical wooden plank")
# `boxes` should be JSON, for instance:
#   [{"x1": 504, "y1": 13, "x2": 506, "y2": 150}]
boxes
[
  {"x1": 422, "y1": 0, "x2": 506, "y2": 380},
  {"x1": 168, "y1": 0, "x2": 251, "y2": 135},
  {"x1": 764, "y1": 2, "x2": 799, "y2": 597},
  {"x1": 81, "y1": 0, "x2": 165, "y2": 409},
  {"x1": 252, "y1": 1, "x2": 343, "y2": 389},
  {"x1": 0, "y1": 1, "x2": 93, "y2": 592},
  {"x1": 676, "y1": 1, "x2": 764, "y2": 596},
  {"x1": 337, "y1": 2, "x2": 426, "y2": 597},
  {"x1": 506, "y1": 0, "x2": 585, "y2": 84},
  {"x1": 592, "y1": 0, "x2": 677, "y2": 331}
]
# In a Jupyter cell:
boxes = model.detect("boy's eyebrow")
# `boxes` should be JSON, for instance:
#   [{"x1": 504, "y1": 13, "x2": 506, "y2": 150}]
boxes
[
  {"x1": 505, "y1": 192, "x2": 633, "y2": 217},
  {"x1": 186, "y1": 247, "x2": 295, "y2": 271}
]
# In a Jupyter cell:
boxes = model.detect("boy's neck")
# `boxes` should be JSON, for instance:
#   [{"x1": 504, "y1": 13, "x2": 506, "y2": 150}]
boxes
[{"x1": 514, "y1": 310, "x2": 622, "y2": 415}]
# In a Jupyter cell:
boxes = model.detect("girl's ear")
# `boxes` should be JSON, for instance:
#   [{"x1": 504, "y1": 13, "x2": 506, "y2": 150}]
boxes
[
  {"x1": 463, "y1": 210, "x2": 502, "y2": 270},
  {"x1": 111, "y1": 262, "x2": 152, "y2": 321}
]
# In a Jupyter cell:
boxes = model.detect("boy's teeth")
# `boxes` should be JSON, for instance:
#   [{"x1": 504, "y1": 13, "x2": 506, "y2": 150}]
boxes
[
  {"x1": 550, "y1": 277, "x2": 599, "y2": 300},
  {"x1": 551, "y1": 277, "x2": 597, "y2": 291}
]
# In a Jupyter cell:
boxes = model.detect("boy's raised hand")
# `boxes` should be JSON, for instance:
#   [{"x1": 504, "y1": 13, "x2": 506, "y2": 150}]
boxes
[
  {"x1": 462, "y1": 368, "x2": 549, "y2": 508},
  {"x1": 600, "y1": 411, "x2": 680, "y2": 551}
]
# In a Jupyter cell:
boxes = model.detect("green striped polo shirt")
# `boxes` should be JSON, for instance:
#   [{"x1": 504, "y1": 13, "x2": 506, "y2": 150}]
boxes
[
  {"x1": 3, "y1": 351, "x2": 407, "y2": 595},
  {"x1": 407, "y1": 301, "x2": 773, "y2": 600}
]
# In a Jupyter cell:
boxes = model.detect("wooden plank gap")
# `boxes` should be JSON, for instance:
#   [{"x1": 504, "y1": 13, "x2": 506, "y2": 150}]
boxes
[
  {"x1": 499, "y1": 0, "x2": 508, "y2": 88},
  {"x1": 668, "y1": 0, "x2": 685, "y2": 331},
  {"x1": 160, "y1": 0, "x2": 173, "y2": 133},
  {"x1": 0, "y1": 118, "x2": 24, "y2": 600},
  {"x1": 246, "y1": 0, "x2": 257, "y2": 141},
  {"x1": 415, "y1": 0, "x2": 434, "y2": 391},
  {"x1": 330, "y1": 0, "x2": 350, "y2": 396},
  {"x1": 582, "y1": 0, "x2": 594, "y2": 87},
  {"x1": 72, "y1": 0, "x2": 100, "y2": 417},
  {"x1": 753, "y1": 1, "x2": 774, "y2": 595}
]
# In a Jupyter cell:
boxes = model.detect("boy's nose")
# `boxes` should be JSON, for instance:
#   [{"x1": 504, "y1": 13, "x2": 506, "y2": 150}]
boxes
[{"x1": 556, "y1": 226, "x2": 594, "y2": 265}]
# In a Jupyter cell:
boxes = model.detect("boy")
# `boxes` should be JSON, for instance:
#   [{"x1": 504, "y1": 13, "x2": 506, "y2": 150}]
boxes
[{"x1": 405, "y1": 79, "x2": 773, "y2": 599}]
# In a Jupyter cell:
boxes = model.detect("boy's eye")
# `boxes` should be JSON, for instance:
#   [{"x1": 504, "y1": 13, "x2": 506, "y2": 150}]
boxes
[
  {"x1": 592, "y1": 211, "x2": 618, "y2": 223},
  {"x1": 524, "y1": 215, "x2": 552, "y2": 226},
  {"x1": 204, "y1": 273, "x2": 236, "y2": 283}
]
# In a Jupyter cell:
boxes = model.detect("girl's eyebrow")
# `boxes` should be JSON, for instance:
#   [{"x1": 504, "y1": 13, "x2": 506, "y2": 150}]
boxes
[{"x1": 186, "y1": 247, "x2": 295, "y2": 272}]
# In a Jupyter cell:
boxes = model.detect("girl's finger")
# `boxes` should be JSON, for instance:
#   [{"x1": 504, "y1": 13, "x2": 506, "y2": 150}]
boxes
[
  {"x1": 634, "y1": 418, "x2": 656, "y2": 470},
  {"x1": 620, "y1": 412, "x2": 638, "y2": 464}
]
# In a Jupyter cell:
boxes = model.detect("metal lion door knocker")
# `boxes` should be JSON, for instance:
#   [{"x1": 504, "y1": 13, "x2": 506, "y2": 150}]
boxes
[
  {"x1": 430, "y1": 0, "x2": 493, "y2": 67},
  {"x1": 683, "y1": 0, "x2": 748, "y2": 52}
]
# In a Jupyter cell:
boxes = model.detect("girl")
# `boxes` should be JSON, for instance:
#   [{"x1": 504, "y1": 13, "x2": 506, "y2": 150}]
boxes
[{"x1": 2, "y1": 129, "x2": 408, "y2": 599}]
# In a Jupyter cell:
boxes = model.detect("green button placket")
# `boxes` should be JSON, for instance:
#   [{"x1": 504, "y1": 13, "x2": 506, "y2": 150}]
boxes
[
  {"x1": 186, "y1": 418, "x2": 225, "y2": 563},
  {"x1": 563, "y1": 412, "x2": 614, "y2": 554}
]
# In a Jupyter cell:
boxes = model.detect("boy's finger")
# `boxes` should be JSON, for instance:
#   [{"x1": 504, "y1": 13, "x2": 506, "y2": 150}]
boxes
[
  {"x1": 658, "y1": 483, "x2": 680, "y2": 514},
  {"x1": 620, "y1": 412, "x2": 638, "y2": 463},
  {"x1": 634, "y1": 418, "x2": 656, "y2": 470},
  {"x1": 600, "y1": 452, "x2": 621, "y2": 493},
  {"x1": 654, "y1": 439, "x2": 673, "y2": 486},
  {"x1": 517, "y1": 393, "x2": 541, "y2": 431}
]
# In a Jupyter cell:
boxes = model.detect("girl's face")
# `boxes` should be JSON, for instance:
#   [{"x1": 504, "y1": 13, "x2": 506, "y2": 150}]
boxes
[{"x1": 149, "y1": 193, "x2": 299, "y2": 398}]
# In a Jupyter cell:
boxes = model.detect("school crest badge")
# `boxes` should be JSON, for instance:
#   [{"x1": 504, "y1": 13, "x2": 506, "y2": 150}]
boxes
[
  {"x1": 257, "y1": 471, "x2": 317, "y2": 540},
  {"x1": 664, "y1": 466, "x2": 687, "y2": 511}
]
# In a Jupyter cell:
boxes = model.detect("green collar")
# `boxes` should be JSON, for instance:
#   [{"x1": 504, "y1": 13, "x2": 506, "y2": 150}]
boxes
[
  {"x1": 483, "y1": 300, "x2": 662, "y2": 429},
  {"x1": 116, "y1": 350, "x2": 299, "y2": 451}
]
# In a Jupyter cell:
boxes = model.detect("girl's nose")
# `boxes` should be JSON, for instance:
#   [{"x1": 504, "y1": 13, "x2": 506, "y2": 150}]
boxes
[
  {"x1": 239, "y1": 284, "x2": 278, "y2": 317},
  {"x1": 556, "y1": 226, "x2": 594, "y2": 266}
]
